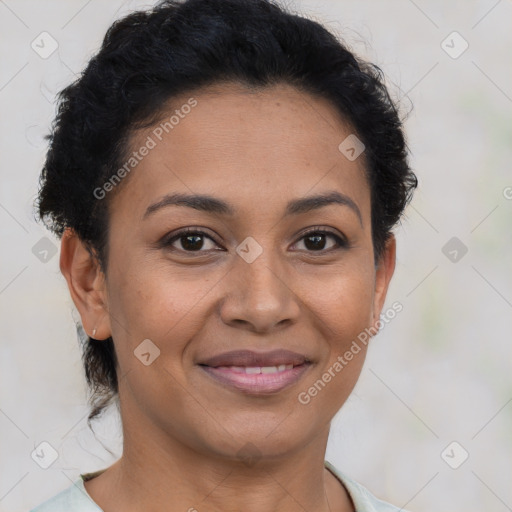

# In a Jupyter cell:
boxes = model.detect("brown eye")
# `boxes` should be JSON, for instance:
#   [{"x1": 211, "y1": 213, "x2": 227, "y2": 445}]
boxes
[
  {"x1": 161, "y1": 227, "x2": 348, "y2": 255},
  {"x1": 164, "y1": 229, "x2": 221, "y2": 252},
  {"x1": 294, "y1": 229, "x2": 348, "y2": 252}
]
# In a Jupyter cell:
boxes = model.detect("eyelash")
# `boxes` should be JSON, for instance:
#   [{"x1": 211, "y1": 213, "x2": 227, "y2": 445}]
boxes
[{"x1": 161, "y1": 226, "x2": 349, "y2": 255}]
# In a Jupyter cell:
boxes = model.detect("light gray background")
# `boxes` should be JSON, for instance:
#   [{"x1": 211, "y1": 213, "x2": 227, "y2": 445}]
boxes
[{"x1": 1, "y1": 1, "x2": 511, "y2": 511}]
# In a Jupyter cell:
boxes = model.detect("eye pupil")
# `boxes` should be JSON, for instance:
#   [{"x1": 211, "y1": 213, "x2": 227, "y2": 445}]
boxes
[
  {"x1": 304, "y1": 234, "x2": 327, "y2": 251},
  {"x1": 182, "y1": 234, "x2": 204, "y2": 251}
]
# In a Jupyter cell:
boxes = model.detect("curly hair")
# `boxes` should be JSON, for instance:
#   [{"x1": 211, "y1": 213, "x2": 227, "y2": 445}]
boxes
[{"x1": 35, "y1": 0, "x2": 417, "y2": 427}]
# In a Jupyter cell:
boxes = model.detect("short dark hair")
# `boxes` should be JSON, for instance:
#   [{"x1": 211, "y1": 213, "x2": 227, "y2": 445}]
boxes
[{"x1": 35, "y1": 0, "x2": 417, "y2": 426}]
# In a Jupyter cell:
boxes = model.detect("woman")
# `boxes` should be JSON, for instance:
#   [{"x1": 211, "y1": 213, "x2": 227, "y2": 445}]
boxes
[{"x1": 31, "y1": 0, "x2": 417, "y2": 510}]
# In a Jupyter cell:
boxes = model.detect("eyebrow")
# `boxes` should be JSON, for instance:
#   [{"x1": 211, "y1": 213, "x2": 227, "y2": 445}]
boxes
[{"x1": 143, "y1": 190, "x2": 363, "y2": 225}]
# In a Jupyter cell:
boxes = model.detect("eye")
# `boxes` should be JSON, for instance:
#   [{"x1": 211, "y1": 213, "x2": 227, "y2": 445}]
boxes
[
  {"x1": 161, "y1": 226, "x2": 348, "y2": 255},
  {"x1": 164, "y1": 228, "x2": 221, "y2": 253},
  {"x1": 292, "y1": 228, "x2": 348, "y2": 253}
]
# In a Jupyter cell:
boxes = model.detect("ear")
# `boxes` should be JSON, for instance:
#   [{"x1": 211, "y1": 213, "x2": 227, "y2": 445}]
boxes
[
  {"x1": 59, "y1": 227, "x2": 111, "y2": 340},
  {"x1": 370, "y1": 234, "x2": 396, "y2": 328}
]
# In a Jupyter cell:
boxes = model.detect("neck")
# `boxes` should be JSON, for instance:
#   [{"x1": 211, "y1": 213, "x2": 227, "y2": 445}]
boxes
[{"x1": 84, "y1": 394, "x2": 354, "y2": 512}]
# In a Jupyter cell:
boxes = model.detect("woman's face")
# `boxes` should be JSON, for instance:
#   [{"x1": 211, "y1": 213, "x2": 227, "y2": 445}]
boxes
[{"x1": 80, "y1": 82, "x2": 395, "y2": 460}]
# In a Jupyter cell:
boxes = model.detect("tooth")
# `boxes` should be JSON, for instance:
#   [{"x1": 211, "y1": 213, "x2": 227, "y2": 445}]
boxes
[
  {"x1": 277, "y1": 364, "x2": 286, "y2": 371},
  {"x1": 284, "y1": 364, "x2": 293, "y2": 370},
  {"x1": 245, "y1": 367, "x2": 261, "y2": 374},
  {"x1": 261, "y1": 366, "x2": 279, "y2": 374},
  {"x1": 229, "y1": 366, "x2": 245, "y2": 373}
]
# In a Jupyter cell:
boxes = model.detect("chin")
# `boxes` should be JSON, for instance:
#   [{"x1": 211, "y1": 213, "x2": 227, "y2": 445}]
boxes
[{"x1": 197, "y1": 415, "x2": 317, "y2": 463}]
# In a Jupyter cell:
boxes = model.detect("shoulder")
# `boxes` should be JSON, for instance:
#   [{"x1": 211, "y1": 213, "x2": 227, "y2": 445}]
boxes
[
  {"x1": 28, "y1": 476, "x2": 103, "y2": 512},
  {"x1": 325, "y1": 460, "x2": 411, "y2": 512}
]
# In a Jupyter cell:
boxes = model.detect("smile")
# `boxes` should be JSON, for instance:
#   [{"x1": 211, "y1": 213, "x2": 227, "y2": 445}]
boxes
[{"x1": 199, "y1": 362, "x2": 311, "y2": 394}]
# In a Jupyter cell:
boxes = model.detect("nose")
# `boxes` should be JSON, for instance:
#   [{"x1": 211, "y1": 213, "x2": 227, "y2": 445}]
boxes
[{"x1": 218, "y1": 247, "x2": 301, "y2": 333}]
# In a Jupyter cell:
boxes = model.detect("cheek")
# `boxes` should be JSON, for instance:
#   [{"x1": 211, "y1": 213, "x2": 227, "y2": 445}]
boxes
[
  {"x1": 305, "y1": 259, "x2": 376, "y2": 343},
  {"x1": 106, "y1": 259, "x2": 210, "y2": 360},
  {"x1": 296, "y1": 267, "x2": 374, "y2": 414}
]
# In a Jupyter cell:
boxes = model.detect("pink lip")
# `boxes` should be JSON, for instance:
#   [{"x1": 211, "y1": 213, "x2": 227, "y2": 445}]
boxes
[
  {"x1": 199, "y1": 349, "x2": 310, "y2": 368},
  {"x1": 200, "y1": 363, "x2": 312, "y2": 394}
]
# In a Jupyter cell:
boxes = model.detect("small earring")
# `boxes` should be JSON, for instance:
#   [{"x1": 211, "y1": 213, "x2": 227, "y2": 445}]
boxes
[{"x1": 92, "y1": 328, "x2": 97, "y2": 337}]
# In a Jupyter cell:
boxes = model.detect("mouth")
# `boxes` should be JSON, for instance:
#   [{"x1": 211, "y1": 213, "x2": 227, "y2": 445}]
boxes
[{"x1": 197, "y1": 349, "x2": 313, "y2": 395}]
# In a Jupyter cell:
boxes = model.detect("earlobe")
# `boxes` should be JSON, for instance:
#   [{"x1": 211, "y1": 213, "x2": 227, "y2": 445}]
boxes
[
  {"x1": 59, "y1": 228, "x2": 111, "y2": 340},
  {"x1": 371, "y1": 234, "x2": 396, "y2": 326}
]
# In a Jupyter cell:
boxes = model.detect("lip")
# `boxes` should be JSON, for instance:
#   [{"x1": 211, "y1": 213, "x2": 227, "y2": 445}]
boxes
[
  {"x1": 198, "y1": 349, "x2": 312, "y2": 395},
  {"x1": 200, "y1": 362, "x2": 312, "y2": 394},
  {"x1": 199, "y1": 349, "x2": 310, "y2": 368}
]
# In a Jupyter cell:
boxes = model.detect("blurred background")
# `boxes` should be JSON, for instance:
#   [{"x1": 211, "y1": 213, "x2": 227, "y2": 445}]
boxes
[{"x1": 1, "y1": 1, "x2": 511, "y2": 510}]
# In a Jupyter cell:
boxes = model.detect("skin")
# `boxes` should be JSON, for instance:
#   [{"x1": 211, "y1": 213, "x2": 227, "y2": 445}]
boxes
[{"x1": 60, "y1": 82, "x2": 396, "y2": 512}]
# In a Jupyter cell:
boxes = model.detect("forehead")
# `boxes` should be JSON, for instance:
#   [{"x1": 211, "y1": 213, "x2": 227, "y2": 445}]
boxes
[{"x1": 108, "y1": 82, "x2": 370, "y2": 222}]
